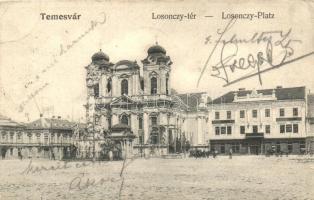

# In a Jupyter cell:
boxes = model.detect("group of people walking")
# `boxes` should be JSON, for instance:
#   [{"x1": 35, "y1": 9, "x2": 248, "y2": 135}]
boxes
[{"x1": 189, "y1": 148, "x2": 233, "y2": 159}]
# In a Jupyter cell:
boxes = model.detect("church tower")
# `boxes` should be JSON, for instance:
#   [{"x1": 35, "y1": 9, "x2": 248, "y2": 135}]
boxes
[
  {"x1": 142, "y1": 43, "x2": 173, "y2": 96},
  {"x1": 141, "y1": 43, "x2": 174, "y2": 146},
  {"x1": 85, "y1": 50, "x2": 114, "y2": 140}
]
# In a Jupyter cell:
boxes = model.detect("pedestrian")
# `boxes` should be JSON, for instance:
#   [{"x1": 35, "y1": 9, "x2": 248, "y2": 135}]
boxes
[
  {"x1": 213, "y1": 149, "x2": 216, "y2": 159},
  {"x1": 18, "y1": 149, "x2": 23, "y2": 160},
  {"x1": 108, "y1": 150, "x2": 113, "y2": 161},
  {"x1": 51, "y1": 151, "x2": 55, "y2": 160},
  {"x1": 229, "y1": 148, "x2": 233, "y2": 159}
]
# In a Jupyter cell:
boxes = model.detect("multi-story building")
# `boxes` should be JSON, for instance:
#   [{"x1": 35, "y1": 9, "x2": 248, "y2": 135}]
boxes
[
  {"x1": 83, "y1": 44, "x2": 210, "y2": 158},
  {"x1": 0, "y1": 114, "x2": 77, "y2": 160},
  {"x1": 208, "y1": 86, "x2": 308, "y2": 154}
]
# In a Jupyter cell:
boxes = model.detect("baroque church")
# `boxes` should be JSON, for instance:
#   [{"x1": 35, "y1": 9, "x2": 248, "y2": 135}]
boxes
[{"x1": 83, "y1": 43, "x2": 210, "y2": 158}]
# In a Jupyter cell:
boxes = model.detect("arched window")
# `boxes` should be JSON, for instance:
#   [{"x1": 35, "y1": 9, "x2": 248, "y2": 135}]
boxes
[
  {"x1": 151, "y1": 116, "x2": 157, "y2": 126},
  {"x1": 140, "y1": 79, "x2": 144, "y2": 91},
  {"x1": 139, "y1": 117, "x2": 143, "y2": 129},
  {"x1": 121, "y1": 79, "x2": 128, "y2": 95},
  {"x1": 107, "y1": 78, "x2": 112, "y2": 93},
  {"x1": 151, "y1": 77, "x2": 157, "y2": 95},
  {"x1": 121, "y1": 115, "x2": 128, "y2": 125},
  {"x1": 151, "y1": 132, "x2": 158, "y2": 144}
]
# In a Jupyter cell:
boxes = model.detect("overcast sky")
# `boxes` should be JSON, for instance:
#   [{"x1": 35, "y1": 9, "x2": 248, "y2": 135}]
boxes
[{"x1": 0, "y1": 0, "x2": 313, "y2": 122}]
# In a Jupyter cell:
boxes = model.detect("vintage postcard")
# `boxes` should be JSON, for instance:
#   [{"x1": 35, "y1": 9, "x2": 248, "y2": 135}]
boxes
[{"x1": 0, "y1": 0, "x2": 313, "y2": 199}]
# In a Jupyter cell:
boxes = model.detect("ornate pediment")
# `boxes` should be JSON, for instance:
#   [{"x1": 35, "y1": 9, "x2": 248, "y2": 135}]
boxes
[
  {"x1": 233, "y1": 89, "x2": 277, "y2": 102},
  {"x1": 110, "y1": 95, "x2": 137, "y2": 106},
  {"x1": 149, "y1": 71, "x2": 159, "y2": 77},
  {"x1": 119, "y1": 73, "x2": 130, "y2": 79}
]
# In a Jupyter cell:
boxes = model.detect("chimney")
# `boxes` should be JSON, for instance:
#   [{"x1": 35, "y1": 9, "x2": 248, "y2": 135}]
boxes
[
  {"x1": 234, "y1": 92, "x2": 238, "y2": 101},
  {"x1": 276, "y1": 86, "x2": 283, "y2": 89},
  {"x1": 272, "y1": 89, "x2": 276, "y2": 98},
  {"x1": 58, "y1": 116, "x2": 61, "y2": 119},
  {"x1": 238, "y1": 88, "x2": 245, "y2": 91},
  {"x1": 40, "y1": 113, "x2": 44, "y2": 125}
]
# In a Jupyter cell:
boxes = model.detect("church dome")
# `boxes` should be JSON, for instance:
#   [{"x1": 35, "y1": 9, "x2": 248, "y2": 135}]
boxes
[
  {"x1": 147, "y1": 43, "x2": 166, "y2": 55},
  {"x1": 91, "y1": 50, "x2": 109, "y2": 62}
]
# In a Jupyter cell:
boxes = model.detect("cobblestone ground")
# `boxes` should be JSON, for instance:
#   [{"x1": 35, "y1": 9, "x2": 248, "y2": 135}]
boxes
[{"x1": 0, "y1": 155, "x2": 313, "y2": 200}]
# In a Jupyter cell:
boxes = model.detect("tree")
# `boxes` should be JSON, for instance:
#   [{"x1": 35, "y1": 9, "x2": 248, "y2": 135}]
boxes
[
  {"x1": 99, "y1": 138, "x2": 115, "y2": 160},
  {"x1": 171, "y1": 88, "x2": 178, "y2": 94}
]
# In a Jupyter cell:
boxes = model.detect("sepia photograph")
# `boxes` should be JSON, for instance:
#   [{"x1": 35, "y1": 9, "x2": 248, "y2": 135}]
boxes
[{"x1": 0, "y1": 0, "x2": 313, "y2": 199}]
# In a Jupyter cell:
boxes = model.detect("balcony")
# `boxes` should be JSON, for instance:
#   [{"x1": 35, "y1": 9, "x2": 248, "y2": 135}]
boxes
[
  {"x1": 245, "y1": 132, "x2": 264, "y2": 139},
  {"x1": 0, "y1": 142, "x2": 73, "y2": 147},
  {"x1": 143, "y1": 95, "x2": 172, "y2": 101},
  {"x1": 0, "y1": 138, "x2": 74, "y2": 146},
  {"x1": 212, "y1": 120, "x2": 235, "y2": 124},
  {"x1": 276, "y1": 117, "x2": 302, "y2": 122}
]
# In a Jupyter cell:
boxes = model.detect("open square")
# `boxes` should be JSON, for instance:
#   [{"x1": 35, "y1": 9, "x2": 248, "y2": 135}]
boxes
[{"x1": 0, "y1": 156, "x2": 313, "y2": 200}]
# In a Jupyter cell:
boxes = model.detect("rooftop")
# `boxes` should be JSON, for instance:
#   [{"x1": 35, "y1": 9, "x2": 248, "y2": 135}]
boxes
[
  {"x1": 110, "y1": 123, "x2": 131, "y2": 130},
  {"x1": 0, "y1": 114, "x2": 24, "y2": 128},
  {"x1": 27, "y1": 117, "x2": 82, "y2": 130},
  {"x1": 211, "y1": 86, "x2": 306, "y2": 104}
]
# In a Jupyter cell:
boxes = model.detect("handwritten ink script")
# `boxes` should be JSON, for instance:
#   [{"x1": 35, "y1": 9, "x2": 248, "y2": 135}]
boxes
[
  {"x1": 20, "y1": 159, "x2": 108, "y2": 175},
  {"x1": 197, "y1": 19, "x2": 314, "y2": 87},
  {"x1": 67, "y1": 157, "x2": 137, "y2": 199},
  {"x1": 18, "y1": 83, "x2": 49, "y2": 112},
  {"x1": 69, "y1": 173, "x2": 121, "y2": 191},
  {"x1": 20, "y1": 157, "x2": 136, "y2": 199},
  {"x1": 18, "y1": 12, "x2": 106, "y2": 113}
]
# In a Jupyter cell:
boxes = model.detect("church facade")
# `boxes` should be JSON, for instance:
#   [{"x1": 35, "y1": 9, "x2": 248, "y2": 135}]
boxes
[{"x1": 83, "y1": 44, "x2": 210, "y2": 158}]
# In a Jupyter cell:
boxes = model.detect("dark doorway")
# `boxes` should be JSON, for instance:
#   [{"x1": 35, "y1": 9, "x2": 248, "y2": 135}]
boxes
[
  {"x1": 168, "y1": 130, "x2": 175, "y2": 153},
  {"x1": 1, "y1": 148, "x2": 7, "y2": 159},
  {"x1": 250, "y1": 145, "x2": 260, "y2": 155},
  {"x1": 247, "y1": 139, "x2": 262, "y2": 155}
]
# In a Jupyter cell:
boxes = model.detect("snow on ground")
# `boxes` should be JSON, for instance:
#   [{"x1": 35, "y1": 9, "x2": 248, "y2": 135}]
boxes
[{"x1": 0, "y1": 155, "x2": 313, "y2": 200}]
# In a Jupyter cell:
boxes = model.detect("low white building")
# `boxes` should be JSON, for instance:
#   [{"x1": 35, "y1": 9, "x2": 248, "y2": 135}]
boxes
[{"x1": 0, "y1": 114, "x2": 77, "y2": 160}]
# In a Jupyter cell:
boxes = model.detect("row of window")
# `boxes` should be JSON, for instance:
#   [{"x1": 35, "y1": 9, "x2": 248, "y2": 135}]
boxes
[
  {"x1": 280, "y1": 124, "x2": 299, "y2": 133},
  {"x1": 215, "y1": 124, "x2": 299, "y2": 135},
  {"x1": 0, "y1": 132, "x2": 72, "y2": 143},
  {"x1": 94, "y1": 77, "x2": 170, "y2": 97},
  {"x1": 215, "y1": 108, "x2": 299, "y2": 120},
  {"x1": 212, "y1": 141, "x2": 306, "y2": 154},
  {"x1": 215, "y1": 126, "x2": 233, "y2": 135},
  {"x1": 239, "y1": 125, "x2": 269, "y2": 134},
  {"x1": 120, "y1": 115, "x2": 157, "y2": 129}
]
